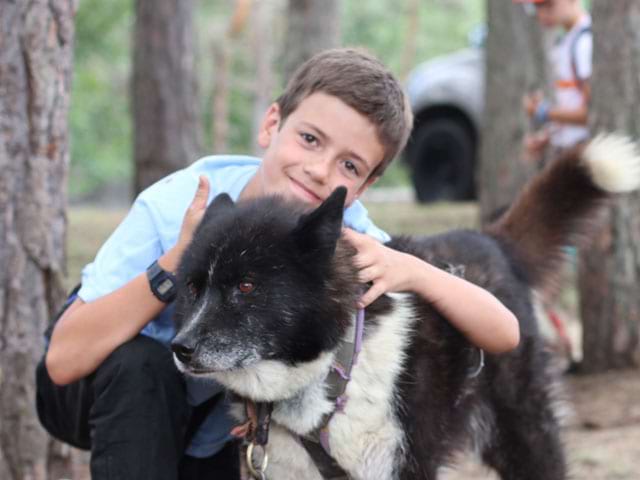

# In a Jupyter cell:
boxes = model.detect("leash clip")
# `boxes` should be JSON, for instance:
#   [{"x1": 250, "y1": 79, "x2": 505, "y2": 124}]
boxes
[{"x1": 246, "y1": 442, "x2": 269, "y2": 479}]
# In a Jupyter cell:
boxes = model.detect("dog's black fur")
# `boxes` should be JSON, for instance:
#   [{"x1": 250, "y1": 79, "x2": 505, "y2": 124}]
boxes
[{"x1": 172, "y1": 141, "x2": 636, "y2": 479}]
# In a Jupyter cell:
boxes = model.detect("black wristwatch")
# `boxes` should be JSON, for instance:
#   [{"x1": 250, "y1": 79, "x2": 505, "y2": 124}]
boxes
[{"x1": 146, "y1": 260, "x2": 177, "y2": 303}]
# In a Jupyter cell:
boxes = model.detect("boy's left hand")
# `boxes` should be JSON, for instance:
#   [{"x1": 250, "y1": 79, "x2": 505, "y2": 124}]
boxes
[{"x1": 342, "y1": 228, "x2": 420, "y2": 308}]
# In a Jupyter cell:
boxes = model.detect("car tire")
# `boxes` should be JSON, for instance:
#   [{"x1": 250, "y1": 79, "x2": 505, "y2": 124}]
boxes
[{"x1": 407, "y1": 117, "x2": 476, "y2": 203}]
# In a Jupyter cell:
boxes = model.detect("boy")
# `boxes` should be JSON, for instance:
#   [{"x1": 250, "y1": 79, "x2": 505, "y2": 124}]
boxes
[
  {"x1": 37, "y1": 48, "x2": 519, "y2": 480},
  {"x1": 518, "y1": 0, "x2": 592, "y2": 159}
]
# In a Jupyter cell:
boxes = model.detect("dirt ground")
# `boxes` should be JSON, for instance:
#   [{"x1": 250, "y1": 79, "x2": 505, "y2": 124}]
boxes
[{"x1": 442, "y1": 369, "x2": 640, "y2": 480}]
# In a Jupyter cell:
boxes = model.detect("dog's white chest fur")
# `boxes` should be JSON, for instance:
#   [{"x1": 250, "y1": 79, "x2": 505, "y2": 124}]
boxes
[
  {"x1": 229, "y1": 294, "x2": 416, "y2": 480},
  {"x1": 325, "y1": 293, "x2": 415, "y2": 479}
]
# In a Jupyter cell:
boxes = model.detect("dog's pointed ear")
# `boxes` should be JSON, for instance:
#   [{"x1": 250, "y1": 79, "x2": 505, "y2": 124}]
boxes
[
  {"x1": 201, "y1": 193, "x2": 235, "y2": 225},
  {"x1": 292, "y1": 187, "x2": 347, "y2": 256}
]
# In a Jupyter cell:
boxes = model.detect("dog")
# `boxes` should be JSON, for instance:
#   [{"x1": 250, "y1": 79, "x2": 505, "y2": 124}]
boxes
[{"x1": 171, "y1": 134, "x2": 640, "y2": 479}]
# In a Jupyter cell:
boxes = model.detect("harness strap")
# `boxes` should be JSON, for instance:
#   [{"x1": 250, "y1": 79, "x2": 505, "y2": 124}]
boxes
[
  {"x1": 299, "y1": 436, "x2": 348, "y2": 479},
  {"x1": 297, "y1": 308, "x2": 364, "y2": 477},
  {"x1": 232, "y1": 309, "x2": 364, "y2": 478},
  {"x1": 324, "y1": 308, "x2": 365, "y2": 407},
  {"x1": 231, "y1": 399, "x2": 273, "y2": 446}
]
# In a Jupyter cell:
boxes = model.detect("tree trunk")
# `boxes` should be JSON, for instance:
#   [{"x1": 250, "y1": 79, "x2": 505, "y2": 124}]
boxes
[
  {"x1": 578, "y1": 0, "x2": 640, "y2": 373},
  {"x1": 132, "y1": 0, "x2": 202, "y2": 196},
  {"x1": 398, "y1": 0, "x2": 421, "y2": 81},
  {"x1": 212, "y1": 39, "x2": 231, "y2": 154},
  {"x1": 0, "y1": 0, "x2": 77, "y2": 478},
  {"x1": 211, "y1": 0, "x2": 252, "y2": 154},
  {"x1": 479, "y1": 0, "x2": 548, "y2": 220},
  {"x1": 282, "y1": 0, "x2": 341, "y2": 83},
  {"x1": 251, "y1": 0, "x2": 277, "y2": 154}
]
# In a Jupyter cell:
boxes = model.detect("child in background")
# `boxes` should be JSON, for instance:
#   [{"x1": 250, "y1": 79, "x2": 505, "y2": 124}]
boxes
[{"x1": 518, "y1": 0, "x2": 592, "y2": 160}]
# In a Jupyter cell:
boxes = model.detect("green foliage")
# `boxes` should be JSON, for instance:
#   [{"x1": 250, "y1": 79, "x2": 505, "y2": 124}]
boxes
[
  {"x1": 70, "y1": 0, "x2": 132, "y2": 198},
  {"x1": 69, "y1": 0, "x2": 484, "y2": 198},
  {"x1": 342, "y1": 0, "x2": 484, "y2": 77}
]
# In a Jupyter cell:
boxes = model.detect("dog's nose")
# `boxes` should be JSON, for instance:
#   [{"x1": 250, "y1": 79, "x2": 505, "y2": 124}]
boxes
[{"x1": 171, "y1": 341, "x2": 197, "y2": 364}]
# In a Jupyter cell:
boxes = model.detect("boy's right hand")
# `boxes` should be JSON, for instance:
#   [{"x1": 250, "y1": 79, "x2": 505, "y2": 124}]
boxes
[
  {"x1": 177, "y1": 175, "x2": 211, "y2": 252},
  {"x1": 523, "y1": 91, "x2": 543, "y2": 118},
  {"x1": 159, "y1": 175, "x2": 210, "y2": 273}
]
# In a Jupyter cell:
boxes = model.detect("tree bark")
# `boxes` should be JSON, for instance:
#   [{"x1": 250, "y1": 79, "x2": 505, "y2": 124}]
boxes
[
  {"x1": 132, "y1": 0, "x2": 202, "y2": 196},
  {"x1": 398, "y1": 0, "x2": 421, "y2": 81},
  {"x1": 211, "y1": 0, "x2": 252, "y2": 154},
  {"x1": 282, "y1": 0, "x2": 341, "y2": 83},
  {"x1": 578, "y1": 0, "x2": 640, "y2": 373},
  {"x1": 251, "y1": 0, "x2": 277, "y2": 154},
  {"x1": 479, "y1": 0, "x2": 548, "y2": 220},
  {"x1": 0, "y1": 0, "x2": 77, "y2": 478}
]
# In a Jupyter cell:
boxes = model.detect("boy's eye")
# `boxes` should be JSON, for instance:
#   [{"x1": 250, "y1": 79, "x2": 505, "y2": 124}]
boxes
[
  {"x1": 238, "y1": 281, "x2": 255, "y2": 294},
  {"x1": 344, "y1": 159, "x2": 359, "y2": 176},
  {"x1": 300, "y1": 132, "x2": 318, "y2": 145}
]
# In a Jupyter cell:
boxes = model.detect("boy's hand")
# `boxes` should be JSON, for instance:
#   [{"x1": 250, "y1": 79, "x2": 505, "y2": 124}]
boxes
[
  {"x1": 177, "y1": 175, "x2": 211, "y2": 250},
  {"x1": 161, "y1": 175, "x2": 211, "y2": 272},
  {"x1": 523, "y1": 91, "x2": 543, "y2": 118},
  {"x1": 342, "y1": 228, "x2": 420, "y2": 308}
]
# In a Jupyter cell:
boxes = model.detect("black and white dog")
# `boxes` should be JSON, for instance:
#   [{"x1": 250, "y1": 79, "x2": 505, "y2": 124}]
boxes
[{"x1": 172, "y1": 134, "x2": 640, "y2": 479}]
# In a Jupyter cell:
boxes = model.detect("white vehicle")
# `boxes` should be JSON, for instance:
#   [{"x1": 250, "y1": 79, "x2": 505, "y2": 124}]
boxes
[{"x1": 404, "y1": 32, "x2": 485, "y2": 202}]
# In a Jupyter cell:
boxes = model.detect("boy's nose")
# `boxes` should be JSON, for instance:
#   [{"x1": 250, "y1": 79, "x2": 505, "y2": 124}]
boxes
[{"x1": 303, "y1": 157, "x2": 331, "y2": 184}]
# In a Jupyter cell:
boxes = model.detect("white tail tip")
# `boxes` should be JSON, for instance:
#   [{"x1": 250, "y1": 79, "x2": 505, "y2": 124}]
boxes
[{"x1": 583, "y1": 133, "x2": 640, "y2": 193}]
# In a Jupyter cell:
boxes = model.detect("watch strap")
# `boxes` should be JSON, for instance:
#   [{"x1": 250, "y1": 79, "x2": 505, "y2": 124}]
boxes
[{"x1": 146, "y1": 260, "x2": 177, "y2": 303}]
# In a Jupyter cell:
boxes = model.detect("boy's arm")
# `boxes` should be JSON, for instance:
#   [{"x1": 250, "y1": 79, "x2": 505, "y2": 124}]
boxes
[
  {"x1": 546, "y1": 82, "x2": 590, "y2": 126},
  {"x1": 525, "y1": 82, "x2": 591, "y2": 127},
  {"x1": 342, "y1": 228, "x2": 520, "y2": 354},
  {"x1": 46, "y1": 177, "x2": 211, "y2": 386}
]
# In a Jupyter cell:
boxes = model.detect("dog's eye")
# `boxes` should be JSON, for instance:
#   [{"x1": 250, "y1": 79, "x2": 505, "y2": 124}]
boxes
[
  {"x1": 187, "y1": 281, "x2": 198, "y2": 297},
  {"x1": 238, "y1": 281, "x2": 255, "y2": 294}
]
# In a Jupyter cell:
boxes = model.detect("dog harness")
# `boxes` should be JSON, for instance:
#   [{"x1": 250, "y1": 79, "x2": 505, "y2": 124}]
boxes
[
  {"x1": 298, "y1": 307, "x2": 366, "y2": 478},
  {"x1": 234, "y1": 309, "x2": 364, "y2": 479}
]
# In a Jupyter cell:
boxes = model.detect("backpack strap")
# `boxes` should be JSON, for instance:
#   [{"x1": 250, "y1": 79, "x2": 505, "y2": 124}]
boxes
[{"x1": 570, "y1": 25, "x2": 592, "y2": 90}]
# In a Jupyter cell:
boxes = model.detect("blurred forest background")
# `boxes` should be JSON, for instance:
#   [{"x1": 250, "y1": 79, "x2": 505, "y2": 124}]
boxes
[{"x1": 70, "y1": 0, "x2": 482, "y2": 201}]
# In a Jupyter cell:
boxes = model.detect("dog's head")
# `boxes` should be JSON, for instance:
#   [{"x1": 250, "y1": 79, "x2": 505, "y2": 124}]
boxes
[{"x1": 171, "y1": 187, "x2": 358, "y2": 383}]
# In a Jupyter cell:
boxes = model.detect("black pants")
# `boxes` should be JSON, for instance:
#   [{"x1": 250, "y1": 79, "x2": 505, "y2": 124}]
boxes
[{"x1": 36, "y1": 335, "x2": 240, "y2": 480}]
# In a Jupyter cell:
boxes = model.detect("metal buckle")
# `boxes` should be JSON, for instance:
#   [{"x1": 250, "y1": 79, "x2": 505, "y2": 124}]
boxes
[{"x1": 246, "y1": 442, "x2": 269, "y2": 480}]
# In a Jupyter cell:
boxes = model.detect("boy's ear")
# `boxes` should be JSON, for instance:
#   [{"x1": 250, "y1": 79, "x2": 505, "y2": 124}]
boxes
[
  {"x1": 202, "y1": 193, "x2": 235, "y2": 225},
  {"x1": 292, "y1": 187, "x2": 347, "y2": 257},
  {"x1": 257, "y1": 103, "x2": 281, "y2": 149}
]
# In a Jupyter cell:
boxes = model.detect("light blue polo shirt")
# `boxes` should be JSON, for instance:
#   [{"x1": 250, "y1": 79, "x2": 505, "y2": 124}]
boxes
[{"x1": 78, "y1": 155, "x2": 389, "y2": 457}]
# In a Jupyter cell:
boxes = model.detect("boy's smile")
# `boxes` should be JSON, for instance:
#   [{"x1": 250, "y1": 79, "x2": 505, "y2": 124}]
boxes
[{"x1": 241, "y1": 92, "x2": 385, "y2": 207}]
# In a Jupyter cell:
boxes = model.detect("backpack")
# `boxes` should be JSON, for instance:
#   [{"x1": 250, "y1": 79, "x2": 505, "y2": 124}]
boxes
[{"x1": 569, "y1": 25, "x2": 592, "y2": 90}]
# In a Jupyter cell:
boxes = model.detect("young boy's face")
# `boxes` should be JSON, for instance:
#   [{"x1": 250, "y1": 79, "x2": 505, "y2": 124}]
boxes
[
  {"x1": 534, "y1": 0, "x2": 577, "y2": 28},
  {"x1": 247, "y1": 92, "x2": 385, "y2": 208}
]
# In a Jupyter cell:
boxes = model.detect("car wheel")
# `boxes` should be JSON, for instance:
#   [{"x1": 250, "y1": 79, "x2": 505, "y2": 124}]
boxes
[{"x1": 408, "y1": 117, "x2": 476, "y2": 203}]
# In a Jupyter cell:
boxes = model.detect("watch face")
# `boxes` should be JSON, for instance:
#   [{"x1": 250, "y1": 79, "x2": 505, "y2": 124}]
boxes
[{"x1": 158, "y1": 278, "x2": 174, "y2": 295}]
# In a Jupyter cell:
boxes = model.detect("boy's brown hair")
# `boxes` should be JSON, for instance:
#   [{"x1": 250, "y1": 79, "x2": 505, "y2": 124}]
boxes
[{"x1": 276, "y1": 48, "x2": 413, "y2": 178}]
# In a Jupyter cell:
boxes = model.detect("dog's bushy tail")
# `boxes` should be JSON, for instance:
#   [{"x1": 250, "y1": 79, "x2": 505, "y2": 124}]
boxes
[{"x1": 485, "y1": 133, "x2": 640, "y2": 290}]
